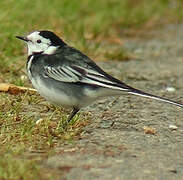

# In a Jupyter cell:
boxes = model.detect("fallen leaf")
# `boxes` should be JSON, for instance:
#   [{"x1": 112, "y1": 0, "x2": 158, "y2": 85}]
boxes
[
  {"x1": 0, "y1": 83, "x2": 37, "y2": 94},
  {"x1": 0, "y1": 83, "x2": 10, "y2": 91},
  {"x1": 143, "y1": 126, "x2": 157, "y2": 135}
]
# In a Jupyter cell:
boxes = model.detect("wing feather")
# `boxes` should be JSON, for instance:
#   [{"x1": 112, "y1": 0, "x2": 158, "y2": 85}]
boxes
[{"x1": 44, "y1": 65, "x2": 128, "y2": 91}]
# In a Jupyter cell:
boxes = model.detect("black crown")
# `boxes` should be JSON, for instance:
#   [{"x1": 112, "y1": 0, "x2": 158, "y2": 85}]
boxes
[{"x1": 39, "y1": 30, "x2": 66, "y2": 46}]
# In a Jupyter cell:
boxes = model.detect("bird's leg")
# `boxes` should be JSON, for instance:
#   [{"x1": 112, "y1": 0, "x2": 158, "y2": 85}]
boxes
[{"x1": 67, "y1": 107, "x2": 80, "y2": 123}]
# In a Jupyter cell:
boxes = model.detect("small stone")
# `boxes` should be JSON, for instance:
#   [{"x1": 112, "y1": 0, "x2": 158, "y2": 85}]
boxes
[
  {"x1": 36, "y1": 118, "x2": 44, "y2": 125},
  {"x1": 166, "y1": 87, "x2": 176, "y2": 92},
  {"x1": 168, "y1": 124, "x2": 178, "y2": 130},
  {"x1": 20, "y1": 75, "x2": 27, "y2": 81}
]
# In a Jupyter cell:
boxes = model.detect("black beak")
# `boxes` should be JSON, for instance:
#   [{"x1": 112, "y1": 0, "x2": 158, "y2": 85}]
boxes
[{"x1": 16, "y1": 36, "x2": 29, "y2": 42}]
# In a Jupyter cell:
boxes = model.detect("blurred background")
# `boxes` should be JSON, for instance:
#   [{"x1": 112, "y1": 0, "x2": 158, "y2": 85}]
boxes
[
  {"x1": 0, "y1": 0, "x2": 182, "y2": 91},
  {"x1": 0, "y1": 0, "x2": 182, "y2": 86},
  {"x1": 1, "y1": 0, "x2": 183, "y2": 58},
  {"x1": 0, "y1": 0, "x2": 183, "y2": 85}
]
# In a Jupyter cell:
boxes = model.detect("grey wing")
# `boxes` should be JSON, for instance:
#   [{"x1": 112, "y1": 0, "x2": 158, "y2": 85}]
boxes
[
  {"x1": 45, "y1": 66, "x2": 81, "y2": 82},
  {"x1": 44, "y1": 65, "x2": 129, "y2": 91}
]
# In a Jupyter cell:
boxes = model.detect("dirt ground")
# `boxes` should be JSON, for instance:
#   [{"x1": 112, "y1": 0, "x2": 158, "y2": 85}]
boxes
[{"x1": 46, "y1": 24, "x2": 183, "y2": 180}]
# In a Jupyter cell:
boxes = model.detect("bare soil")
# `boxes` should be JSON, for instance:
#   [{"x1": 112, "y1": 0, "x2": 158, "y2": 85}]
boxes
[{"x1": 47, "y1": 24, "x2": 183, "y2": 180}]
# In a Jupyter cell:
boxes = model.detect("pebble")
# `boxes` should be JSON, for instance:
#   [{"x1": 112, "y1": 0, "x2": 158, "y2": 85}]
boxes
[
  {"x1": 36, "y1": 118, "x2": 44, "y2": 125},
  {"x1": 166, "y1": 87, "x2": 176, "y2": 92},
  {"x1": 20, "y1": 75, "x2": 27, "y2": 81},
  {"x1": 168, "y1": 124, "x2": 178, "y2": 130}
]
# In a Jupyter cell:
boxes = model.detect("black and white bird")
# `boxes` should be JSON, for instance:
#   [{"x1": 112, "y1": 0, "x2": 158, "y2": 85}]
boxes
[{"x1": 16, "y1": 30, "x2": 183, "y2": 122}]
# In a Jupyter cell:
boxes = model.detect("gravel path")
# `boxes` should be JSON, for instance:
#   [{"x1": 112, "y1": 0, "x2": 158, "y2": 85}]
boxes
[{"x1": 47, "y1": 24, "x2": 183, "y2": 180}]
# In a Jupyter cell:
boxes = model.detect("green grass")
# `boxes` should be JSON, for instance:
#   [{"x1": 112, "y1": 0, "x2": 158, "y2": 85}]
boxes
[
  {"x1": 0, "y1": 155, "x2": 51, "y2": 180},
  {"x1": 0, "y1": 0, "x2": 183, "y2": 179},
  {"x1": 0, "y1": 92, "x2": 89, "y2": 180},
  {"x1": 1, "y1": 0, "x2": 183, "y2": 61}
]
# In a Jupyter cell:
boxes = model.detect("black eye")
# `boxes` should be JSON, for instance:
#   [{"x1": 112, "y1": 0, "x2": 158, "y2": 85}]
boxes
[{"x1": 37, "y1": 39, "x2": 41, "y2": 43}]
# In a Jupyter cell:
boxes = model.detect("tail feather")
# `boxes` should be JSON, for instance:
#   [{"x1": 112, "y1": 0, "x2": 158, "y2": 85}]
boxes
[{"x1": 127, "y1": 88, "x2": 183, "y2": 108}]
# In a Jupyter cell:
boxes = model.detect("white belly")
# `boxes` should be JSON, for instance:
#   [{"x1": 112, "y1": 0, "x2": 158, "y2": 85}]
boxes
[{"x1": 31, "y1": 77, "x2": 78, "y2": 108}]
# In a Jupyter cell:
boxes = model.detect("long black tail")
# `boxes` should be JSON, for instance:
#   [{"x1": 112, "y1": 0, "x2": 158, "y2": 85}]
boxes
[{"x1": 127, "y1": 87, "x2": 183, "y2": 108}]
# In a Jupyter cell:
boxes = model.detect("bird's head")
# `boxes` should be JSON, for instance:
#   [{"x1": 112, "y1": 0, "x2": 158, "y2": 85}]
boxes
[{"x1": 16, "y1": 30, "x2": 66, "y2": 56}]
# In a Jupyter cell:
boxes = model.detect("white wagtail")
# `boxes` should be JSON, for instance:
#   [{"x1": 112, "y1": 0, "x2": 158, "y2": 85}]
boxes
[{"x1": 16, "y1": 30, "x2": 183, "y2": 122}]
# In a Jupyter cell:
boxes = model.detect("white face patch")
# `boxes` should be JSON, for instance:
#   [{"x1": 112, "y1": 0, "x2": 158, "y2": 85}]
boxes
[{"x1": 26, "y1": 31, "x2": 58, "y2": 56}]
